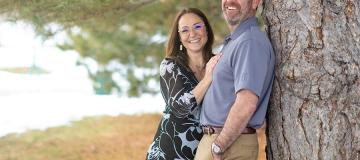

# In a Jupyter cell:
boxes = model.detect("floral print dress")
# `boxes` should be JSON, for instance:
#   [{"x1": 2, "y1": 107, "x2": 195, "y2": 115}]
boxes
[{"x1": 146, "y1": 58, "x2": 203, "y2": 160}]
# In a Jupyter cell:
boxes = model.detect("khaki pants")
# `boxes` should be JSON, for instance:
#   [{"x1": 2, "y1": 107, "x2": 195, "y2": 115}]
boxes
[{"x1": 194, "y1": 133, "x2": 258, "y2": 160}]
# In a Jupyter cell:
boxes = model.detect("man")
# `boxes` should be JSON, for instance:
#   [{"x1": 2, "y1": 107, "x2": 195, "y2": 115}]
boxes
[{"x1": 194, "y1": 0, "x2": 275, "y2": 160}]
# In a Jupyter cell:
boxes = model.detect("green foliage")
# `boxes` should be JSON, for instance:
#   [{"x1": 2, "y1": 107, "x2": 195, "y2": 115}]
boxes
[{"x1": 0, "y1": 0, "x2": 227, "y2": 97}]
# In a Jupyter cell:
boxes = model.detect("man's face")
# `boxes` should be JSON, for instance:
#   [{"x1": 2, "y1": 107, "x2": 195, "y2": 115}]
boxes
[{"x1": 222, "y1": 0, "x2": 254, "y2": 26}]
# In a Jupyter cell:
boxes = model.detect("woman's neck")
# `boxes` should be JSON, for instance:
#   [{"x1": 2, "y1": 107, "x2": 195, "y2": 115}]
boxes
[
  {"x1": 187, "y1": 51, "x2": 204, "y2": 68},
  {"x1": 187, "y1": 51, "x2": 205, "y2": 81}
]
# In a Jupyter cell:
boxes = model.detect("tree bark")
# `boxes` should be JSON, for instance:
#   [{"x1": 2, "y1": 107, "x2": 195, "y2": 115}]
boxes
[{"x1": 264, "y1": 0, "x2": 360, "y2": 159}]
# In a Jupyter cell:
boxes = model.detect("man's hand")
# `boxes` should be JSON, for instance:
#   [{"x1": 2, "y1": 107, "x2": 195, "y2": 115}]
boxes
[
  {"x1": 211, "y1": 141, "x2": 224, "y2": 160},
  {"x1": 212, "y1": 151, "x2": 223, "y2": 160}
]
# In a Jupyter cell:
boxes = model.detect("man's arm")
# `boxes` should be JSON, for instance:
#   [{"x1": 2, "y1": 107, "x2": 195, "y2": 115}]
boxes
[{"x1": 214, "y1": 89, "x2": 258, "y2": 155}]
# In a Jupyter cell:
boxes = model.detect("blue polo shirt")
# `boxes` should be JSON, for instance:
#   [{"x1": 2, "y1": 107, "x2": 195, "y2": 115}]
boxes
[{"x1": 200, "y1": 17, "x2": 275, "y2": 129}]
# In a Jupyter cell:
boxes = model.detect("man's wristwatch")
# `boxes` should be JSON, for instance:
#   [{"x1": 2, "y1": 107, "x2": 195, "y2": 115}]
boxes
[{"x1": 211, "y1": 142, "x2": 223, "y2": 155}]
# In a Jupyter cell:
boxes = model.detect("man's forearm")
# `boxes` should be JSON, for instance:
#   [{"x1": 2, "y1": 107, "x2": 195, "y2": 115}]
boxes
[{"x1": 214, "y1": 90, "x2": 258, "y2": 151}]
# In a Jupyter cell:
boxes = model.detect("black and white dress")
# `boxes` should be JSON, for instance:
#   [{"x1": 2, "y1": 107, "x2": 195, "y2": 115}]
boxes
[{"x1": 146, "y1": 58, "x2": 203, "y2": 160}]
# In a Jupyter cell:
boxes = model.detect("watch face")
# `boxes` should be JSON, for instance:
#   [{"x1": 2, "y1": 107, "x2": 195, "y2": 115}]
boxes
[{"x1": 212, "y1": 143, "x2": 222, "y2": 154}]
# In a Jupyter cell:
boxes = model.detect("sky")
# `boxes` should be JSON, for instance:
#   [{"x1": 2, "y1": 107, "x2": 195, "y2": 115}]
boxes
[
  {"x1": 0, "y1": 21, "x2": 164, "y2": 137},
  {"x1": 0, "y1": 22, "x2": 71, "y2": 70}
]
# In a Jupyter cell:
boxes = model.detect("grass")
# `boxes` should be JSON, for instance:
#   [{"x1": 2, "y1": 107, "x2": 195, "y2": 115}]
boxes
[
  {"x1": 0, "y1": 66, "x2": 49, "y2": 74},
  {"x1": 0, "y1": 114, "x2": 266, "y2": 160}
]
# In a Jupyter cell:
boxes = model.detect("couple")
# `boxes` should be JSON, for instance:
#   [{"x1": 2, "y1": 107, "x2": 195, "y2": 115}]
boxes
[{"x1": 147, "y1": 0, "x2": 275, "y2": 159}]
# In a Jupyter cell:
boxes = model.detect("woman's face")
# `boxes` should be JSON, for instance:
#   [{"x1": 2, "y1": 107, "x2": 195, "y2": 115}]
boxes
[{"x1": 178, "y1": 13, "x2": 208, "y2": 55}]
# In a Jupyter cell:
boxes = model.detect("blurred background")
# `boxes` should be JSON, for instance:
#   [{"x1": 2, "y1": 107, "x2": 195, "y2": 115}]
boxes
[{"x1": 0, "y1": 0, "x2": 265, "y2": 159}]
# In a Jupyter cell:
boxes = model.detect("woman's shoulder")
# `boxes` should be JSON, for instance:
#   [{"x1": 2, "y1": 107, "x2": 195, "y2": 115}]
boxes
[
  {"x1": 161, "y1": 57, "x2": 187, "y2": 68},
  {"x1": 162, "y1": 57, "x2": 176, "y2": 63},
  {"x1": 160, "y1": 58, "x2": 179, "y2": 76},
  {"x1": 160, "y1": 57, "x2": 190, "y2": 76},
  {"x1": 160, "y1": 58, "x2": 177, "y2": 68}
]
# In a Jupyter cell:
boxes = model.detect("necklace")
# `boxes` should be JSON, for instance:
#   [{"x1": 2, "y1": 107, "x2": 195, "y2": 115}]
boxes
[
  {"x1": 190, "y1": 64, "x2": 205, "y2": 72},
  {"x1": 190, "y1": 65, "x2": 205, "y2": 80},
  {"x1": 194, "y1": 64, "x2": 205, "y2": 69}
]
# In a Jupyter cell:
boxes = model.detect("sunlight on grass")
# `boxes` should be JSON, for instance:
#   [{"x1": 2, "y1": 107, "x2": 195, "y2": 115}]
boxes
[
  {"x1": 0, "y1": 67, "x2": 49, "y2": 74},
  {"x1": 0, "y1": 114, "x2": 266, "y2": 160},
  {"x1": 0, "y1": 114, "x2": 161, "y2": 160}
]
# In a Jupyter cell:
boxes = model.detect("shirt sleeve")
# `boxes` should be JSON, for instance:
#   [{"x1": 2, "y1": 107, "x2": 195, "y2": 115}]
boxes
[
  {"x1": 231, "y1": 39, "x2": 271, "y2": 97},
  {"x1": 159, "y1": 59, "x2": 198, "y2": 118}
]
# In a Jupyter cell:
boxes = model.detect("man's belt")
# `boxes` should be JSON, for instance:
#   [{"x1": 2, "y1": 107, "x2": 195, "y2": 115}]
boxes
[{"x1": 202, "y1": 126, "x2": 256, "y2": 135}]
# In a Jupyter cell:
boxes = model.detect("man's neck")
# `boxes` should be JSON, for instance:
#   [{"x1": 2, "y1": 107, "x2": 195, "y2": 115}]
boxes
[
  {"x1": 228, "y1": 14, "x2": 255, "y2": 33},
  {"x1": 229, "y1": 24, "x2": 239, "y2": 33}
]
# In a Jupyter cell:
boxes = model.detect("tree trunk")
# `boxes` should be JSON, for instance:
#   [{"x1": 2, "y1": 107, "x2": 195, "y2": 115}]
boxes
[{"x1": 264, "y1": 0, "x2": 360, "y2": 159}]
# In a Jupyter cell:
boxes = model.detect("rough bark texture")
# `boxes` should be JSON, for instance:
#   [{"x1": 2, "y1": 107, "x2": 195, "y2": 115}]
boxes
[{"x1": 264, "y1": 0, "x2": 360, "y2": 160}]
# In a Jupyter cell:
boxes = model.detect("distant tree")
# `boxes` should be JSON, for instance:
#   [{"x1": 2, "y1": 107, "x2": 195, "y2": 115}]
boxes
[
  {"x1": 264, "y1": 0, "x2": 360, "y2": 159},
  {"x1": 0, "y1": 0, "x2": 226, "y2": 96}
]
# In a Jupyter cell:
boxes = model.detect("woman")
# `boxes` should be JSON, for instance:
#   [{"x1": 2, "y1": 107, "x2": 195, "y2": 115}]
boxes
[{"x1": 146, "y1": 8, "x2": 220, "y2": 160}]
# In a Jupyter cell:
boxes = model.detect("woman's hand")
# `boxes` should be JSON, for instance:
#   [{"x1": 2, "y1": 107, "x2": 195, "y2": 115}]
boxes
[
  {"x1": 203, "y1": 53, "x2": 222, "y2": 82},
  {"x1": 191, "y1": 53, "x2": 222, "y2": 105}
]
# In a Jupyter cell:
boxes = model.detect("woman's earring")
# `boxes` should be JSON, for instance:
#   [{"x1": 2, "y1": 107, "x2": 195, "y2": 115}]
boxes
[{"x1": 180, "y1": 44, "x2": 183, "y2": 51}]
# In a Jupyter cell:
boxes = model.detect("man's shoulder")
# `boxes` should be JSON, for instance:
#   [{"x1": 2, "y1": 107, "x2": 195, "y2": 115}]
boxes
[
  {"x1": 237, "y1": 27, "x2": 269, "y2": 44},
  {"x1": 228, "y1": 28, "x2": 274, "y2": 60},
  {"x1": 231, "y1": 28, "x2": 272, "y2": 53}
]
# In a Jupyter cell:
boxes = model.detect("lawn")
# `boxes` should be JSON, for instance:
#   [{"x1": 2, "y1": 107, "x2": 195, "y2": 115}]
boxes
[{"x1": 0, "y1": 114, "x2": 266, "y2": 160}]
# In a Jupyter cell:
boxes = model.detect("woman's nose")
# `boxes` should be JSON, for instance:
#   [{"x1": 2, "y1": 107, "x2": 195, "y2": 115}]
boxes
[{"x1": 189, "y1": 29, "x2": 197, "y2": 37}]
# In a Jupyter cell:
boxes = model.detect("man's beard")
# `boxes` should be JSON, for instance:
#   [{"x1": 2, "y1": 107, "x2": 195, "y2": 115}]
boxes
[
  {"x1": 223, "y1": 0, "x2": 252, "y2": 26},
  {"x1": 225, "y1": 15, "x2": 242, "y2": 26},
  {"x1": 224, "y1": 11, "x2": 247, "y2": 26}
]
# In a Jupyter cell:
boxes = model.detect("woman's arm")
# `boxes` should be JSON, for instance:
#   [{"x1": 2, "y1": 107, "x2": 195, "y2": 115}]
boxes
[
  {"x1": 160, "y1": 57, "x2": 219, "y2": 118},
  {"x1": 160, "y1": 59, "x2": 197, "y2": 118},
  {"x1": 159, "y1": 55, "x2": 220, "y2": 118},
  {"x1": 192, "y1": 54, "x2": 221, "y2": 104}
]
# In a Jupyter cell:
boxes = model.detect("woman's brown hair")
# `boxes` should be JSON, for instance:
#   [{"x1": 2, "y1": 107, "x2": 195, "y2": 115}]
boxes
[{"x1": 166, "y1": 8, "x2": 214, "y2": 68}]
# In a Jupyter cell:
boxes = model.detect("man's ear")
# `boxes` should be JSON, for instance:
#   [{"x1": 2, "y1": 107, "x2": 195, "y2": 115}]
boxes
[{"x1": 252, "y1": 0, "x2": 262, "y2": 10}]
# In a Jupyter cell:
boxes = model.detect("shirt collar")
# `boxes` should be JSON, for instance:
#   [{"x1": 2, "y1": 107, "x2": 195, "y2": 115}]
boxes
[{"x1": 224, "y1": 17, "x2": 258, "y2": 44}]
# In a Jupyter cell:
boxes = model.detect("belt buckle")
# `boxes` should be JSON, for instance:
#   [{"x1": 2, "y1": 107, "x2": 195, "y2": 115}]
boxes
[
  {"x1": 208, "y1": 126, "x2": 215, "y2": 135},
  {"x1": 206, "y1": 127, "x2": 211, "y2": 135},
  {"x1": 203, "y1": 126, "x2": 211, "y2": 135}
]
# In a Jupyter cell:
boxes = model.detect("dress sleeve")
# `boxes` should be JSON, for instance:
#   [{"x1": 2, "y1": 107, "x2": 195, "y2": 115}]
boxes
[{"x1": 159, "y1": 59, "x2": 198, "y2": 118}]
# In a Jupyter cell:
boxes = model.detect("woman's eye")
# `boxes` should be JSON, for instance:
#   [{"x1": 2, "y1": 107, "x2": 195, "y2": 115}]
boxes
[
  {"x1": 194, "y1": 25, "x2": 202, "y2": 30},
  {"x1": 194, "y1": 23, "x2": 204, "y2": 30},
  {"x1": 181, "y1": 29, "x2": 189, "y2": 33}
]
